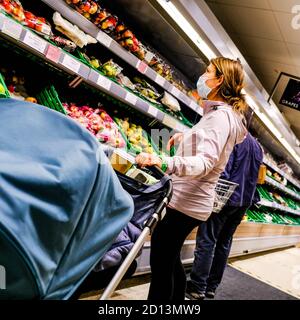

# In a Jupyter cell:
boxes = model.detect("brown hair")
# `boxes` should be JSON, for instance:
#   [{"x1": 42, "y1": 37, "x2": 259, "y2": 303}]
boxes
[{"x1": 211, "y1": 57, "x2": 248, "y2": 114}]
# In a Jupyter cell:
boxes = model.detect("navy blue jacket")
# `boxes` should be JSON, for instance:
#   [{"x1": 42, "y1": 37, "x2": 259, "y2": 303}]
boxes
[{"x1": 221, "y1": 133, "x2": 263, "y2": 207}]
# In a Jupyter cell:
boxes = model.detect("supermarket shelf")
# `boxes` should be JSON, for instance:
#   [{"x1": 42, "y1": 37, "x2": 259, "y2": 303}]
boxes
[
  {"x1": 264, "y1": 157, "x2": 300, "y2": 190},
  {"x1": 0, "y1": 12, "x2": 188, "y2": 133},
  {"x1": 135, "y1": 221, "x2": 300, "y2": 274},
  {"x1": 265, "y1": 176, "x2": 300, "y2": 202},
  {"x1": 258, "y1": 199, "x2": 300, "y2": 217},
  {"x1": 41, "y1": 0, "x2": 202, "y2": 116}
]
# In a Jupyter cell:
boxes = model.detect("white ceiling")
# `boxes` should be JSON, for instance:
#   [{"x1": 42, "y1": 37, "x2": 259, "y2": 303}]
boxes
[{"x1": 206, "y1": 0, "x2": 300, "y2": 139}]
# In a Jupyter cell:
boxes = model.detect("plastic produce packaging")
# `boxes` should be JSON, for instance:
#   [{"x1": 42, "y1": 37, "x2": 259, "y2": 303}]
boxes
[
  {"x1": 53, "y1": 12, "x2": 97, "y2": 48},
  {"x1": 161, "y1": 91, "x2": 181, "y2": 112},
  {"x1": 24, "y1": 10, "x2": 52, "y2": 36}
]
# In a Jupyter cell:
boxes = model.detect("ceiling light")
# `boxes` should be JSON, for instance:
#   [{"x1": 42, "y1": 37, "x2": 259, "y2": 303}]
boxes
[{"x1": 156, "y1": 0, "x2": 216, "y2": 59}]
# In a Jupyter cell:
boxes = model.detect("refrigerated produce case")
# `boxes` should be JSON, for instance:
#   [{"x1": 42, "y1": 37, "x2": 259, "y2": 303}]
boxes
[{"x1": 0, "y1": 0, "x2": 299, "y2": 279}]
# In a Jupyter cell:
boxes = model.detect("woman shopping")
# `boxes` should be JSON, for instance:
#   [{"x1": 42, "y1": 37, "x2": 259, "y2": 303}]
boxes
[{"x1": 135, "y1": 57, "x2": 248, "y2": 301}]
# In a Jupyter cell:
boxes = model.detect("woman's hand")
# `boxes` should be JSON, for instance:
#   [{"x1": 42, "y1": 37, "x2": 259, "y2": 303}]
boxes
[
  {"x1": 166, "y1": 133, "x2": 183, "y2": 151},
  {"x1": 135, "y1": 153, "x2": 162, "y2": 168}
]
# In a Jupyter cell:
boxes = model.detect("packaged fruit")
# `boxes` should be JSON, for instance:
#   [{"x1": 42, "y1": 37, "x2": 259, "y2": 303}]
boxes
[
  {"x1": 92, "y1": 7, "x2": 110, "y2": 26},
  {"x1": 66, "y1": 0, "x2": 99, "y2": 19},
  {"x1": 99, "y1": 15, "x2": 118, "y2": 34},
  {"x1": 101, "y1": 59, "x2": 123, "y2": 78},
  {"x1": 23, "y1": 11, "x2": 52, "y2": 36},
  {"x1": 0, "y1": 0, "x2": 25, "y2": 21},
  {"x1": 115, "y1": 22, "x2": 126, "y2": 34},
  {"x1": 132, "y1": 77, "x2": 161, "y2": 103}
]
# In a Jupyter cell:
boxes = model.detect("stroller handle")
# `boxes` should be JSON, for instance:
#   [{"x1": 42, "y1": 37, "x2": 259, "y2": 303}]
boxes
[{"x1": 151, "y1": 165, "x2": 172, "y2": 201}]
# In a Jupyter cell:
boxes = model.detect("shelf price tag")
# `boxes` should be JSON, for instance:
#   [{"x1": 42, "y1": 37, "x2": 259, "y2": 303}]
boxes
[
  {"x1": 62, "y1": 54, "x2": 81, "y2": 74},
  {"x1": 2, "y1": 18, "x2": 22, "y2": 39},
  {"x1": 170, "y1": 86, "x2": 180, "y2": 97},
  {"x1": 97, "y1": 74, "x2": 112, "y2": 91},
  {"x1": 45, "y1": 45, "x2": 61, "y2": 63},
  {"x1": 148, "y1": 105, "x2": 158, "y2": 118},
  {"x1": 136, "y1": 61, "x2": 148, "y2": 74},
  {"x1": 189, "y1": 99, "x2": 199, "y2": 111},
  {"x1": 125, "y1": 92, "x2": 137, "y2": 106},
  {"x1": 23, "y1": 31, "x2": 47, "y2": 54},
  {"x1": 163, "y1": 115, "x2": 177, "y2": 129},
  {"x1": 96, "y1": 31, "x2": 113, "y2": 48},
  {"x1": 155, "y1": 74, "x2": 166, "y2": 87}
]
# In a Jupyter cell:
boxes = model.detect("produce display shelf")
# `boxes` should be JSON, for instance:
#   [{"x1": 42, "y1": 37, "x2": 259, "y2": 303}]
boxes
[
  {"x1": 258, "y1": 199, "x2": 300, "y2": 217},
  {"x1": 41, "y1": 0, "x2": 202, "y2": 116},
  {"x1": 0, "y1": 12, "x2": 188, "y2": 133},
  {"x1": 263, "y1": 157, "x2": 300, "y2": 190},
  {"x1": 264, "y1": 176, "x2": 300, "y2": 202},
  {"x1": 135, "y1": 221, "x2": 300, "y2": 274}
]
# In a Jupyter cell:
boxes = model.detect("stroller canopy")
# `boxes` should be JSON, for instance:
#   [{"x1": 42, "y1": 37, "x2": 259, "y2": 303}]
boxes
[{"x1": 0, "y1": 99, "x2": 134, "y2": 299}]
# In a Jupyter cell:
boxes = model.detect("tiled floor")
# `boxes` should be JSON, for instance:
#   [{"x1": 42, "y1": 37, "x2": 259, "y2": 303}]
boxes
[
  {"x1": 229, "y1": 247, "x2": 300, "y2": 299},
  {"x1": 80, "y1": 246, "x2": 300, "y2": 300}
]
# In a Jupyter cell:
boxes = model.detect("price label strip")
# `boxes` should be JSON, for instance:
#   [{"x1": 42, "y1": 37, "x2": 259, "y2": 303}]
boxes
[
  {"x1": 62, "y1": 54, "x2": 81, "y2": 74},
  {"x1": 163, "y1": 115, "x2": 177, "y2": 129},
  {"x1": 148, "y1": 105, "x2": 158, "y2": 118},
  {"x1": 136, "y1": 61, "x2": 148, "y2": 74},
  {"x1": 125, "y1": 92, "x2": 138, "y2": 106},
  {"x1": 96, "y1": 31, "x2": 113, "y2": 48},
  {"x1": 97, "y1": 74, "x2": 112, "y2": 91},
  {"x1": 155, "y1": 74, "x2": 166, "y2": 87},
  {"x1": 2, "y1": 18, "x2": 22, "y2": 39},
  {"x1": 170, "y1": 86, "x2": 180, "y2": 98},
  {"x1": 45, "y1": 45, "x2": 61, "y2": 63},
  {"x1": 23, "y1": 31, "x2": 47, "y2": 54}
]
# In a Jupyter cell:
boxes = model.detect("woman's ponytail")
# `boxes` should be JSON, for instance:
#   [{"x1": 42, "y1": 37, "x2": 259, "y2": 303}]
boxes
[{"x1": 211, "y1": 57, "x2": 248, "y2": 115}]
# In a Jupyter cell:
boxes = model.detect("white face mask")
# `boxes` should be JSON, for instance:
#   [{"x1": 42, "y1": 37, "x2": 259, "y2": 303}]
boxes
[{"x1": 197, "y1": 74, "x2": 215, "y2": 99}]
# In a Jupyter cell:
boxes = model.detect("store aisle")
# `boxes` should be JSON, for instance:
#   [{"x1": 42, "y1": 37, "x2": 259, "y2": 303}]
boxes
[{"x1": 79, "y1": 247, "x2": 300, "y2": 300}]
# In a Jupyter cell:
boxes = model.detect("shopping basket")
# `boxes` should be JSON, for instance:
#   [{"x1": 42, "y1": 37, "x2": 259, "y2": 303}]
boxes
[
  {"x1": 212, "y1": 179, "x2": 239, "y2": 213},
  {"x1": 99, "y1": 165, "x2": 173, "y2": 300}
]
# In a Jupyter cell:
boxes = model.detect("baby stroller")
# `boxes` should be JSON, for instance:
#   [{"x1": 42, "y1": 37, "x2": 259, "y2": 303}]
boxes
[
  {"x1": 0, "y1": 99, "x2": 134, "y2": 300},
  {"x1": 98, "y1": 164, "x2": 173, "y2": 300}
]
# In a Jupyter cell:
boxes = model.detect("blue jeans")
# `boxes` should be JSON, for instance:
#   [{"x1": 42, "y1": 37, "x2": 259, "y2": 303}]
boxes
[{"x1": 190, "y1": 206, "x2": 248, "y2": 293}]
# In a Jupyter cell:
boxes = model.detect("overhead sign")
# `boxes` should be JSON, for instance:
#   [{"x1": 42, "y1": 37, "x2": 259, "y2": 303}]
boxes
[{"x1": 280, "y1": 79, "x2": 300, "y2": 111}]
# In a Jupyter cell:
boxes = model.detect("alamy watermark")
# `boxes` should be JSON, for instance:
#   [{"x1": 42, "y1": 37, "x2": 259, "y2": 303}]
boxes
[
  {"x1": 291, "y1": 5, "x2": 300, "y2": 30},
  {"x1": 0, "y1": 265, "x2": 6, "y2": 290}
]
